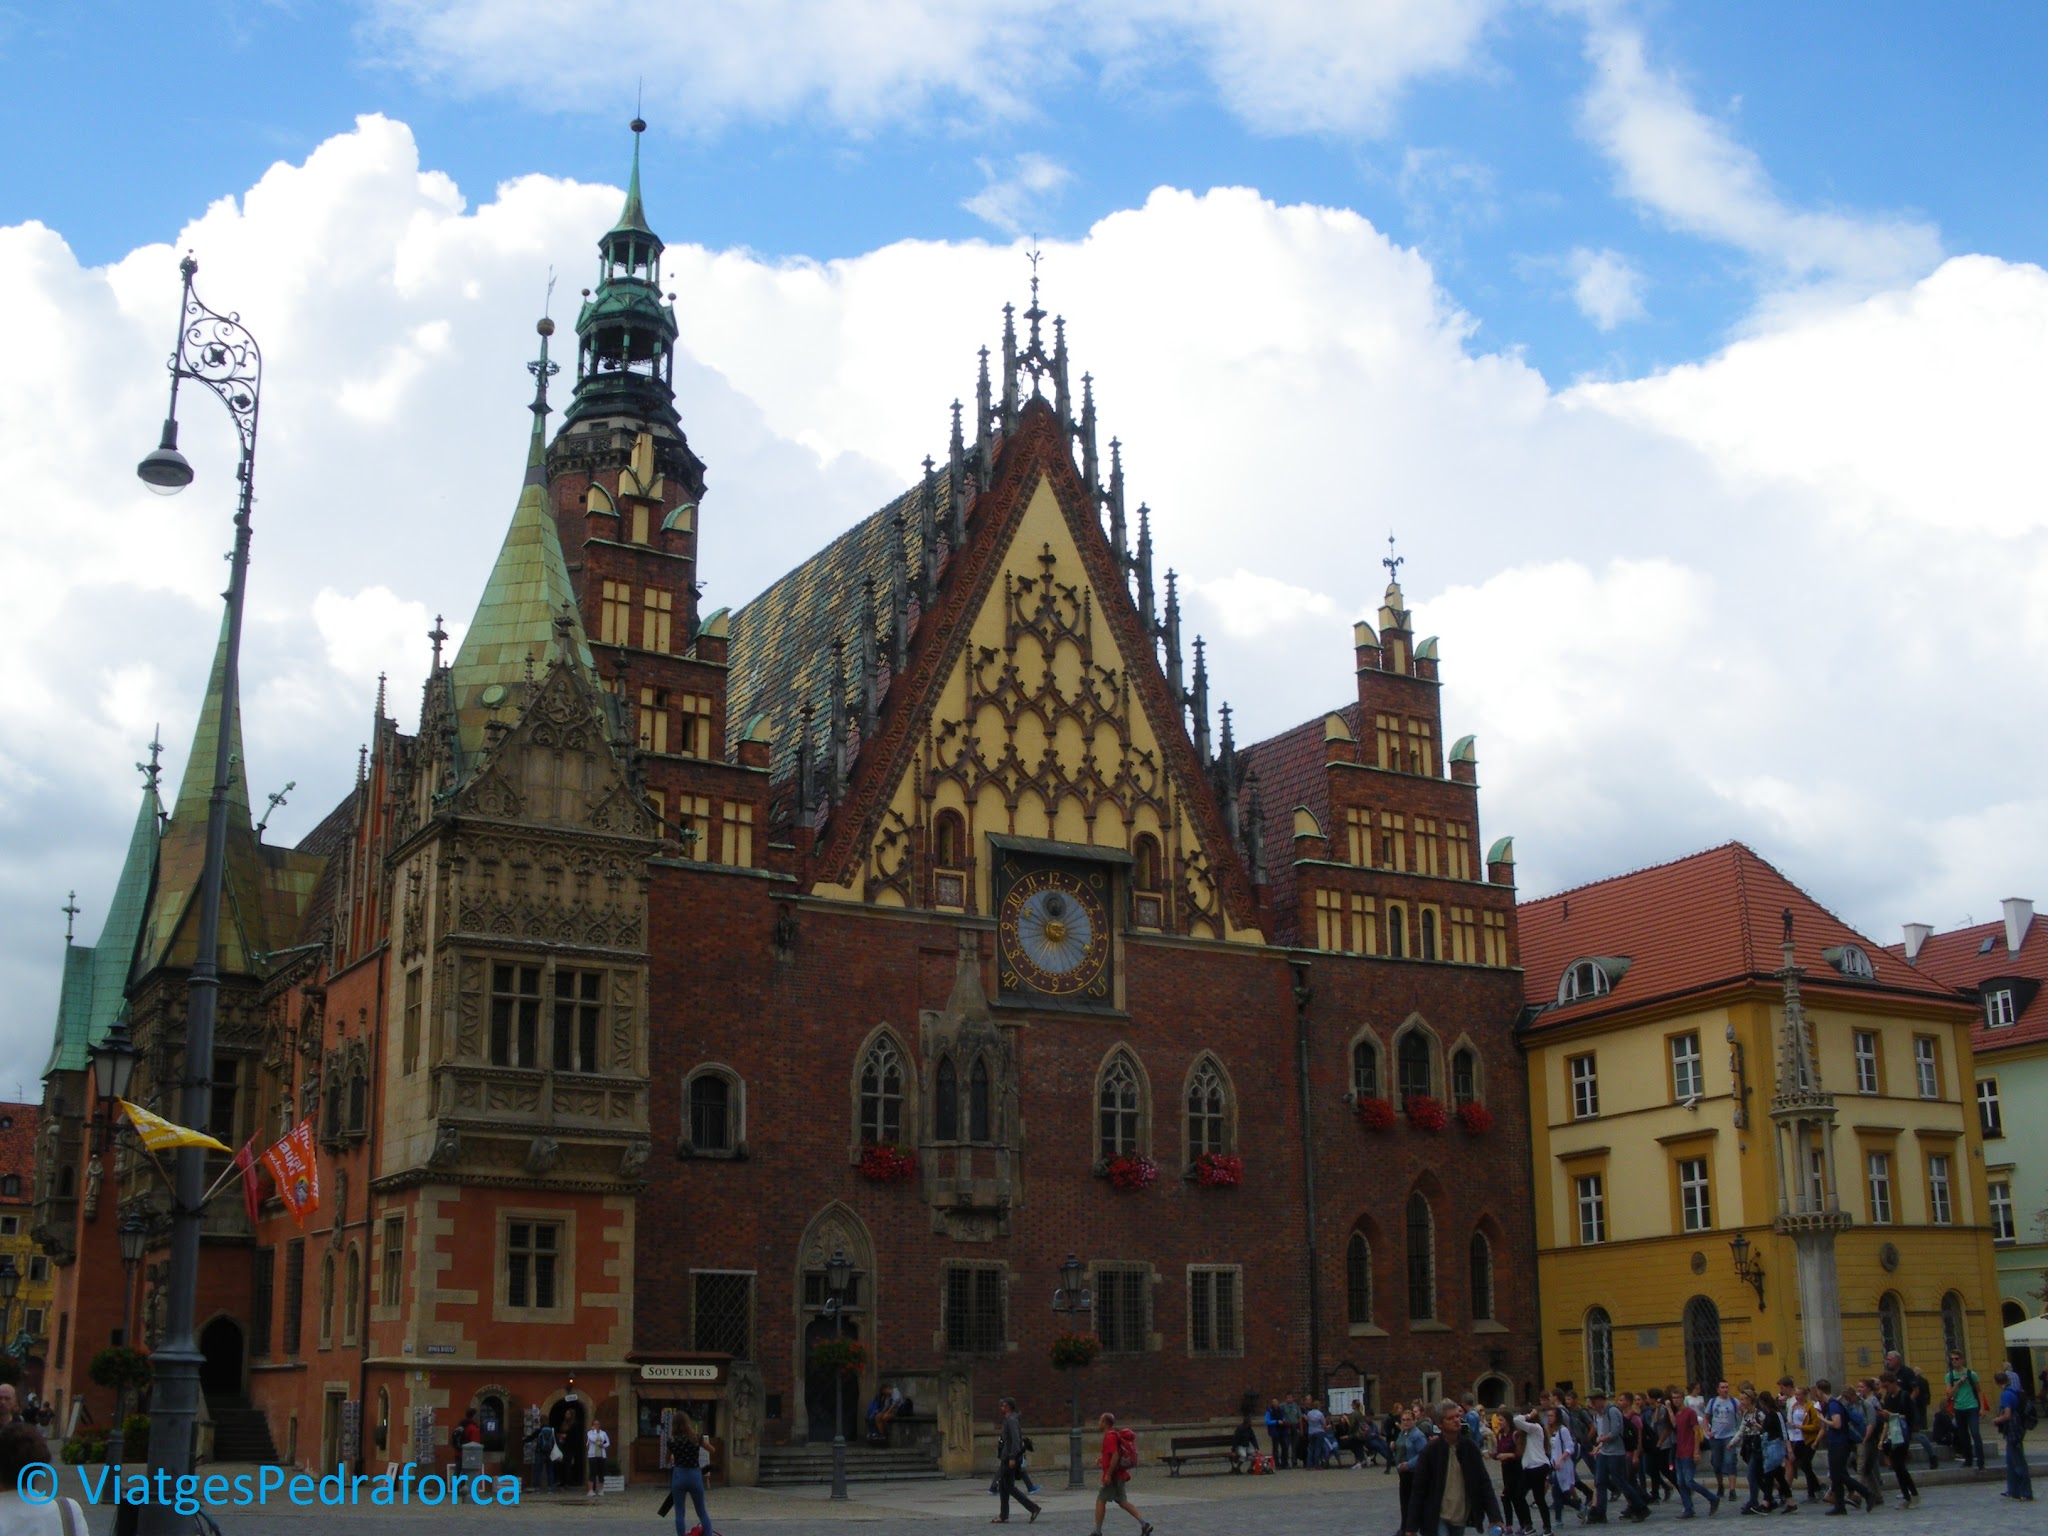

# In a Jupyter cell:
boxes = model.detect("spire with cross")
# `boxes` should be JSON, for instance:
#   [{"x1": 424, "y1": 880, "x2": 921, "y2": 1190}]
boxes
[{"x1": 62, "y1": 890, "x2": 80, "y2": 944}]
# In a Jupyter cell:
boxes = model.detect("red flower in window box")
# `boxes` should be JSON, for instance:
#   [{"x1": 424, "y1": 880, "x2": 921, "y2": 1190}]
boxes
[
  {"x1": 1050, "y1": 1332, "x2": 1103, "y2": 1370},
  {"x1": 857, "y1": 1142, "x2": 918, "y2": 1183},
  {"x1": 1404, "y1": 1094, "x2": 1449, "y2": 1132},
  {"x1": 1193, "y1": 1152, "x2": 1244, "y2": 1187},
  {"x1": 1103, "y1": 1153, "x2": 1158, "y2": 1191},
  {"x1": 810, "y1": 1337, "x2": 870, "y2": 1377},
  {"x1": 1455, "y1": 1101, "x2": 1495, "y2": 1134},
  {"x1": 1355, "y1": 1096, "x2": 1397, "y2": 1132}
]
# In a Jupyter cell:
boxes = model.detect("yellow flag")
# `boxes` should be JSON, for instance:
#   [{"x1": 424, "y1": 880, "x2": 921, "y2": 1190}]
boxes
[{"x1": 118, "y1": 1099, "x2": 232, "y2": 1154}]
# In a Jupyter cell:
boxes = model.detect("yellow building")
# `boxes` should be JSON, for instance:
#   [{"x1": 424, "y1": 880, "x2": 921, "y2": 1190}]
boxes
[
  {"x1": 1517, "y1": 844, "x2": 2002, "y2": 1395},
  {"x1": 1, "y1": 1100, "x2": 57, "y2": 1375}
]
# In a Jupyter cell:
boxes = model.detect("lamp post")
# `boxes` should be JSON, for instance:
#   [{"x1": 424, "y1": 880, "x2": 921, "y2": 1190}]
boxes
[
  {"x1": 1730, "y1": 1231, "x2": 1767, "y2": 1310},
  {"x1": 823, "y1": 1248, "x2": 852, "y2": 1501},
  {"x1": 104, "y1": 1219, "x2": 150, "y2": 1470},
  {"x1": 1052, "y1": 1253, "x2": 1093, "y2": 1489},
  {"x1": 89, "y1": 1014, "x2": 140, "y2": 1153},
  {"x1": 134, "y1": 253, "x2": 263, "y2": 1536}
]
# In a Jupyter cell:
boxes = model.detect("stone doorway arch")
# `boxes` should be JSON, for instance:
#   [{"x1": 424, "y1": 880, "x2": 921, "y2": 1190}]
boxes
[{"x1": 793, "y1": 1202, "x2": 876, "y2": 1446}]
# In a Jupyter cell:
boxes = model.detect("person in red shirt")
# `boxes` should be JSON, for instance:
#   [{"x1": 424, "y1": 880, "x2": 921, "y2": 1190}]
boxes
[
  {"x1": 1670, "y1": 1394, "x2": 1718, "y2": 1516},
  {"x1": 1091, "y1": 1411, "x2": 1153, "y2": 1536}
]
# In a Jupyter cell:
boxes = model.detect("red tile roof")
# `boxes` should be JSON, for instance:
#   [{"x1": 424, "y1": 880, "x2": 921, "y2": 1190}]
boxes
[
  {"x1": 1889, "y1": 904, "x2": 2048, "y2": 1054},
  {"x1": 1239, "y1": 703, "x2": 1361, "y2": 945},
  {"x1": 1517, "y1": 842, "x2": 1961, "y2": 1030},
  {"x1": 0, "y1": 1100, "x2": 40, "y2": 1199}
]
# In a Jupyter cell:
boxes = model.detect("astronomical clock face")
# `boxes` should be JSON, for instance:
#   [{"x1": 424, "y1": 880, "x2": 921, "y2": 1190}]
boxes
[{"x1": 997, "y1": 862, "x2": 1113, "y2": 1003}]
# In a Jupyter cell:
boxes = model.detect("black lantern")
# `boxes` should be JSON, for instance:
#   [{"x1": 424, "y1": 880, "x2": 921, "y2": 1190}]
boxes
[
  {"x1": 120, "y1": 1217, "x2": 149, "y2": 1268},
  {"x1": 0, "y1": 1257, "x2": 18, "y2": 1303},
  {"x1": 1729, "y1": 1231, "x2": 1766, "y2": 1309},
  {"x1": 825, "y1": 1248, "x2": 851, "y2": 1302},
  {"x1": 1059, "y1": 1253, "x2": 1085, "y2": 1296},
  {"x1": 91, "y1": 1015, "x2": 139, "y2": 1106}
]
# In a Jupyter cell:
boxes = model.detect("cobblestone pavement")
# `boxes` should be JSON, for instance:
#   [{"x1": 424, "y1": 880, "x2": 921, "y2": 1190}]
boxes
[{"x1": 64, "y1": 1449, "x2": 2044, "y2": 1535}]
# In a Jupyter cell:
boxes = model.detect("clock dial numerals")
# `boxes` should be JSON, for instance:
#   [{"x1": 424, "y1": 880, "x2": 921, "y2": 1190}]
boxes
[{"x1": 998, "y1": 866, "x2": 1112, "y2": 998}]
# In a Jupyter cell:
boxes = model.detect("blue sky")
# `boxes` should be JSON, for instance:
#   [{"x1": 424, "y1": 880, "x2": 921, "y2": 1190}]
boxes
[
  {"x1": 8, "y1": 2, "x2": 2045, "y2": 384},
  {"x1": 5, "y1": 1, "x2": 2048, "y2": 1069}
]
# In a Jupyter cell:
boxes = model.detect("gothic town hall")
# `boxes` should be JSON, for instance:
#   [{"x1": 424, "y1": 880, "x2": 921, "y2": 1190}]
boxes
[{"x1": 34, "y1": 125, "x2": 1536, "y2": 1484}]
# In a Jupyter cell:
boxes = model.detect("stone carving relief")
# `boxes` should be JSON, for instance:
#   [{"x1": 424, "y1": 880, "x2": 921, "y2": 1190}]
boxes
[{"x1": 524, "y1": 1135, "x2": 560, "y2": 1174}]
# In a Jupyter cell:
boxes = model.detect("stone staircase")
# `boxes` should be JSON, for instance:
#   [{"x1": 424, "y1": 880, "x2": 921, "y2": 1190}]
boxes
[
  {"x1": 207, "y1": 1400, "x2": 279, "y2": 1464},
  {"x1": 756, "y1": 1442, "x2": 943, "y2": 1486}
]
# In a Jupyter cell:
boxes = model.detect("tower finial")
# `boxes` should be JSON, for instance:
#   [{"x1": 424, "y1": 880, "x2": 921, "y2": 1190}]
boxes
[
  {"x1": 428, "y1": 614, "x2": 448, "y2": 671},
  {"x1": 525, "y1": 315, "x2": 560, "y2": 482},
  {"x1": 62, "y1": 890, "x2": 80, "y2": 944},
  {"x1": 1383, "y1": 530, "x2": 1404, "y2": 589},
  {"x1": 137, "y1": 728, "x2": 165, "y2": 792}
]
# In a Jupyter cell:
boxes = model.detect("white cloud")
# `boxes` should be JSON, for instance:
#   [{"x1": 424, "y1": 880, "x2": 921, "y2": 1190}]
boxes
[
  {"x1": 5, "y1": 115, "x2": 2046, "y2": 1078},
  {"x1": 1565, "y1": 245, "x2": 1645, "y2": 329},
  {"x1": 963, "y1": 154, "x2": 1073, "y2": 237},
  {"x1": 1194, "y1": 570, "x2": 1337, "y2": 639},
  {"x1": 1573, "y1": 12, "x2": 1941, "y2": 293},
  {"x1": 364, "y1": 0, "x2": 1499, "y2": 138}
]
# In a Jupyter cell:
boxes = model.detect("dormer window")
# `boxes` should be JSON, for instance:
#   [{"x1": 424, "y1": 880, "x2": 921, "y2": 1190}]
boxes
[
  {"x1": 1985, "y1": 988, "x2": 2016, "y2": 1028},
  {"x1": 1559, "y1": 959, "x2": 1611, "y2": 1004},
  {"x1": 1823, "y1": 943, "x2": 1875, "y2": 981}
]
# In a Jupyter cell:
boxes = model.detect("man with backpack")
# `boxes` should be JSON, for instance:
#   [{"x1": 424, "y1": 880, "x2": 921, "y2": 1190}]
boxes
[
  {"x1": 1993, "y1": 1369, "x2": 2035, "y2": 1502},
  {"x1": 1091, "y1": 1411, "x2": 1153, "y2": 1536},
  {"x1": 1588, "y1": 1389, "x2": 1649, "y2": 1524},
  {"x1": 1819, "y1": 1379, "x2": 1879, "y2": 1514},
  {"x1": 1944, "y1": 1350, "x2": 1986, "y2": 1471}
]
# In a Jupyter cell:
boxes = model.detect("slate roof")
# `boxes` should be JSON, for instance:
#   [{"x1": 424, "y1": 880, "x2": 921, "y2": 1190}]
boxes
[
  {"x1": 447, "y1": 429, "x2": 596, "y2": 763},
  {"x1": 1893, "y1": 906, "x2": 2048, "y2": 1054},
  {"x1": 291, "y1": 790, "x2": 358, "y2": 951},
  {"x1": 1518, "y1": 841, "x2": 1960, "y2": 1031},
  {"x1": 726, "y1": 472, "x2": 951, "y2": 783},
  {"x1": 45, "y1": 783, "x2": 160, "y2": 1077},
  {"x1": 1238, "y1": 703, "x2": 1361, "y2": 945}
]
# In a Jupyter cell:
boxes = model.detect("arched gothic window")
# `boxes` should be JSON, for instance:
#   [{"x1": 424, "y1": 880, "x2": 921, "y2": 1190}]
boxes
[
  {"x1": 1387, "y1": 905, "x2": 1407, "y2": 959},
  {"x1": 1185, "y1": 1057, "x2": 1230, "y2": 1158},
  {"x1": 933, "y1": 809, "x2": 966, "y2": 868},
  {"x1": 968, "y1": 1056, "x2": 992, "y2": 1143},
  {"x1": 1133, "y1": 834, "x2": 1163, "y2": 892},
  {"x1": 1346, "y1": 1228, "x2": 1374, "y2": 1327},
  {"x1": 859, "y1": 1037, "x2": 905, "y2": 1145},
  {"x1": 343, "y1": 1247, "x2": 361, "y2": 1344},
  {"x1": 1469, "y1": 1231, "x2": 1494, "y2": 1322},
  {"x1": 1585, "y1": 1307, "x2": 1615, "y2": 1395},
  {"x1": 1405, "y1": 1192, "x2": 1435, "y2": 1322},
  {"x1": 934, "y1": 1056, "x2": 959, "y2": 1141},
  {"x1": 1451, "y1": 1047, "x2": 1478, "y2": 1107},
  {"x1": 1098, "y1": 1052, "x2": 1143, "y2": 1160},
  {"x1": 319, "y1": 1252, "x2": 336, "y2": 1348},
  {"x1": 1419, "y1": 908, "x2": 1438, "y2": 961},
  {"x1": 686, "y1": 1070, "x2": 736, "y2": 1152},
  {"x1": 1397, "y1": 1029, "x2": 1433, "y2": 1104},
  {"x1": 1351, "y1": 1037, "x2": 1381, "y2": 1101}
]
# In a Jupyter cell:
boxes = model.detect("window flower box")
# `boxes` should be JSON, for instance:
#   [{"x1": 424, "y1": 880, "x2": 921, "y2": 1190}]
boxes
[
  {"x1": 1356, "y1": 1096, "x2": 1397, "y2": 1132},
  {"x1": 1192, "y1": 1152, "x2": 1244, "y2": 1187},
  {"x1": 809, "y1": 1337, "x2": 870, "y2": 1376},
  {"x1": 1404, "y1": 1094, "x2": 1448, "y2": 1132},
  {"x1": 1050, "y1": 1332, "x2": 1102, "y2": 1370},
  {"x1": 857, "y1": 1142, "x2": 918, "y2": 1183},
  {"x1": 1103, "y1": 1153, "x2": 1158, "y2": 1191},
  {"x1": 1455, "y1": 1101, "x2": 1495, "y2": 1134}
]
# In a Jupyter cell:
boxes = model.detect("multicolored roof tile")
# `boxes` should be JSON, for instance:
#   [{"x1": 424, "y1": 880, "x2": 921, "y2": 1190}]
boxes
[
  {"x1": 1892, "y1": 902, "x2": 2048, "y2": 1054},
  {"x1": 1237, "y1": 703, "x2": 1361, "y2": 944}
]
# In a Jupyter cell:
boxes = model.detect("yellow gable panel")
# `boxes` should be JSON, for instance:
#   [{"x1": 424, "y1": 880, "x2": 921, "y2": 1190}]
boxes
[{"x1": 816, "y1": 474, "x2": 1261, "y2": 944}]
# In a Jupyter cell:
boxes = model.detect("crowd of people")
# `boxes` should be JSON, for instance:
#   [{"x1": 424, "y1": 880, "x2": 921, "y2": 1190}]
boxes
[{"x1": 1336, "y1": 1347, "x2": 2037, "y2": 1535}]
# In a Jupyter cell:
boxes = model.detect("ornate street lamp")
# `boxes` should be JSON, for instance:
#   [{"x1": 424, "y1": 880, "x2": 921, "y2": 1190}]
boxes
[
  {"x1": 1729, "y1": 1231, "x2": 1767, "y2": 1310},
  {"x1": 824, "y1": 1249, "x2": 852, "y2": 1502},
  {"x1": 103, "y1": 1218, "x2": 151, "y2": 1470},
  {"x1": 133, "y1": 253, "x2": 263, "y2": 1536},
  {"x1": 89, "y1": 1014, "x2": 140, "y2": 1153},
  {"x1": 1052, "y1": 1252, "x2": 1093, "y2": 1488}
]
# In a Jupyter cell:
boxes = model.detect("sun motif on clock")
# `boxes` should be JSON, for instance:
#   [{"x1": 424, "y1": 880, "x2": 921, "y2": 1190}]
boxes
[{"x1": 997, "y1": 865, "x2": 1112, "y2": 999}]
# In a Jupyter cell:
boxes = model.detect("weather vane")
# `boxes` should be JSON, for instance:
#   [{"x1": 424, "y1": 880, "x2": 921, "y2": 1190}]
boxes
[{"x1": 1383, "y1": 531, "x2": 1404, "y2": 585}]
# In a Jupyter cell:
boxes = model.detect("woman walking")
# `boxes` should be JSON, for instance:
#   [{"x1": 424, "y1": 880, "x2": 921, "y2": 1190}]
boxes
[
  {"x1": 668, "y1": 1412, "x2": 715, "y2": 1535},
  {"x1": 1880, "y1": 1377, "x2": 1921, "y2": 1507},
  {"x1": 1508, "y1": 1401, "x2": 1554, "y2": 1535},
  {"x1": 1757, "y1": 1391, "x2": 1796, "y2": 1511},
  {"x1": 1546, "y1": 1405, "x2": 1584, "y2": 1526}
]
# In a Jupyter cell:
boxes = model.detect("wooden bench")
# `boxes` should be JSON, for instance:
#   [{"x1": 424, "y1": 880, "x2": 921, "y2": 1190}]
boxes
[{"x1": 1161, "y1": 1432, "x2": 1240, "y2": 1476}]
